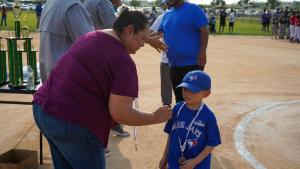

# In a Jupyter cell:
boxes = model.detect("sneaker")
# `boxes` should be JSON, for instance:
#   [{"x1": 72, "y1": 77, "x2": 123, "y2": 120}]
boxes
[
  {"x1": 111, "y1": 125, "x2": 130, "y2": 137},
  {"x1": 163, "y1": 104, "x2": 171, "y2": 108},
  {"x1": 104, "y1": 148, "x2": 111, "y2": 158}
]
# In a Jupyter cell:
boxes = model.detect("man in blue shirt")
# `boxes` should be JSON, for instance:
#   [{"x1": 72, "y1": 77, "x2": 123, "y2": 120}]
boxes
[
  {"x1": 35, "y1": 1, "x2": 43, "y2": 29},
  {"x1": 155, "y1": 0, "x2": 209, "y2": 103}
]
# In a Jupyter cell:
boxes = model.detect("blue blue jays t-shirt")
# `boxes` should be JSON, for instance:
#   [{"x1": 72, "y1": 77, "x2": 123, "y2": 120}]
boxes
[
  {"x1": 159, "y1": 2, "x2": 208, "y2": 67},
  {"x1": 164, "y1": 102, "x2": 221, "y2": 169}
]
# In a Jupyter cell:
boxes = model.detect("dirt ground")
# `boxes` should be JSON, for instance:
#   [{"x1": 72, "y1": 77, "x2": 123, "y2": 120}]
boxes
[{"x1": 0, "y1": 32, "x2": 299, "y2": 169}]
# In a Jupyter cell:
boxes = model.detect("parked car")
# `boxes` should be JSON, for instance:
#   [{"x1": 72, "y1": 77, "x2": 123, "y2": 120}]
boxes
[{"x1": 20, "y1": 4, "x2": 30, "y2": 10}]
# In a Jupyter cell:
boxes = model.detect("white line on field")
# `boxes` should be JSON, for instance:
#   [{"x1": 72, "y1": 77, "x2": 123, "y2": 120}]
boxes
[{"x1": 234, "y1": 100, "x2": 300, "y2": 169}]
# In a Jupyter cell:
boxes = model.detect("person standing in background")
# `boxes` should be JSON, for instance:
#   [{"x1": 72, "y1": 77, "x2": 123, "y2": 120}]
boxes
[
  {"x1": 39, "y1": 0, "x2": 94, "y2": 82},
  {"x1": 0, "y1": 4, "x2": 7, "y2": 27},
  {"x1": 265, "y1": 9, "x2": 272, "y2": 32},
  {"x1": 35, "y1": 1, "x2": 43, "y2": 29},
  {"x1": 149, "y1": 6, "x2": 158, "y2": 27},
  {"x1": 261, "y1": 8, "x2": 268, "y2": 32},
  {"x1": 156, "y1": 0, "x2": 209, "y2": 103},
  {"x1": 83, "y1": 0, "x2": 118, "y2": 30},
  {"x1": 279, "y1": 8, "x2": 287, "y2": 39},
  {"x1": 228, "y1": 8, "x2": 235, "y2": 33},
  {"x1": 272, "y1": 8, "x2": 280, "y2": 39},
  {"x1": 219, "y1": 8, "x2": 227, "y2": 33},
  {"x1": 150, "y1": 3, "x2": 172, "y2": 108}
]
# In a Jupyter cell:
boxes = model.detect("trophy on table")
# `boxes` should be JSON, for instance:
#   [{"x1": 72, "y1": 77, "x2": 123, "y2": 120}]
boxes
[
  {"x1": 13, "y1": 1, "x2": 22, "y2": 38},
  {"x1": 2, "y1": 0, "x2": 40, "y2": 89},
  {"x1": 21, "y1": 15, "x2": 30, "y2": 38}
]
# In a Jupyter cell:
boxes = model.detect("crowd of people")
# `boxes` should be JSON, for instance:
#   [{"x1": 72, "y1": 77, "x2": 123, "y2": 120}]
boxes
[
  {"x1": 263, "y1": 7, "x2": 300, "y2": 43},
  {"x1": 205, "y1": 8, "x2": 236, "y2": 34}
]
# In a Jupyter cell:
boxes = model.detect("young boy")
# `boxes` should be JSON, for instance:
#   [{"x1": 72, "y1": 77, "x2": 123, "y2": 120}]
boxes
[{"x1": 160, "y1": 70, "x2": 221, "y2": 169}]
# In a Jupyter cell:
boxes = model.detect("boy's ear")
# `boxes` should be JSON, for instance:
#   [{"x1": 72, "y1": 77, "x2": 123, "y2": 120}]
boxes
[{"x1": 203, "y1": 90, "x2": 211, "y2": 98}]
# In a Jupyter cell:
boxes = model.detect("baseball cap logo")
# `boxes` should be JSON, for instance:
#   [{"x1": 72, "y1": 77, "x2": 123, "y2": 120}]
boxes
[{"x1": 189, "y1": 75, "x2": 198, "y2": 81}]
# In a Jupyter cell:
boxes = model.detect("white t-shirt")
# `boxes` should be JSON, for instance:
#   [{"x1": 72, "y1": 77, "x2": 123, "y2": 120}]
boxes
[
  {"x1": 150, "y1": 14, "x2": 169, "y2": 64},
  {"x1": 229, "y1": 12, "x2": 235, "y2": 23}
]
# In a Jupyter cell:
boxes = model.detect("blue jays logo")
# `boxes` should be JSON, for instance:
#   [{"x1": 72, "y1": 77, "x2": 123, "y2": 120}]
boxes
[
  {"x1": 194, "y1": 120, "x2": 205, "y2": 127},
  {"x1": 189, "y1": 75, "x2": 198, "y2": 81},
  {"x1": 187, "y1": 139, "x2": 198, "y2": 149}
]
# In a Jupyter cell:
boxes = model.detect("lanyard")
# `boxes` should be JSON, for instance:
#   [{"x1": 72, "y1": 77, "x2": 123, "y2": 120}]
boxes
[
  {"x1": 133, "y1": 98, "x2": 139, "y2": 151},
  {"x1": 176, "y1": 102, "x2": 204, "y2": 157}
]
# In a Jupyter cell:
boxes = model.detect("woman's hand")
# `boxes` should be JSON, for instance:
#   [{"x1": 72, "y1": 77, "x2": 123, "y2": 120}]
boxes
[{"x1": 153, "y1": 105, "x2": 172, "y2": 123}]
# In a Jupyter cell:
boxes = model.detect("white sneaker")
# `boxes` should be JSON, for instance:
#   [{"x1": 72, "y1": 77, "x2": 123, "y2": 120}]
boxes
[{"x1": 104, "y1": 148, "x2": 111, "y2": 158}]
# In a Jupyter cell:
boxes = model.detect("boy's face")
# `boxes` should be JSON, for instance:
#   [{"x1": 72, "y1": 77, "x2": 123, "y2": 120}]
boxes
[{"x1": 182, "y1": 88, "x2": 210, "y2": 105}]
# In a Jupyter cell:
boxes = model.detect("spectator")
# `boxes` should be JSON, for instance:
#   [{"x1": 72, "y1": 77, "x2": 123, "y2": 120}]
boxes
[
  {"x1": 219, "y1": 8, "x2": 227, "y2": 33},
  {"x1": 1, "y1": 4, "x2": 7, "y2": 27},
  {"x1": 155, "y1": 0, "x2": 209, "y2": 103},
  {"x1": 35, "y1": 1, "x2": 43, "y2": 29},
  {"x1": 209, "y1": 14, "x2": 216, "y2": 33},
  {"x1": 150, "y1": 3, "x2": 172, "y2": 107},
  {"x1": 83, "y1": 0, "x2": 118, "y2": 30},
  {"x1": 289, "y1": 10, "x2": 297, "y2": 42},
  {"x1": 279, "y1": 8, "x2": 287, "y2": 39},
  {"x1": 265, "y1": 9, "x2": 272, "y2": 32},
  {"x1": 39, "y1": 0, "x2": 94, "y2": 82},
  {"x1": 148, "y1": 6, "x2": 158, "y2": 27},
  {"x1": 261, "y1": 8, "x2": 268, "y2": 32},
  {"x1": 228, "y1": 8, "x2": 235, "y2": 33},
  {"x1": 272, "y1": 8, "x2": 280, "y2": 39}
]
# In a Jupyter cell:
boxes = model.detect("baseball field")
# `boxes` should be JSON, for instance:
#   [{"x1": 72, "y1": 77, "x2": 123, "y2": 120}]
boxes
[{"x1": 0, "y1": 32, "x2": 299, "y2": 169}]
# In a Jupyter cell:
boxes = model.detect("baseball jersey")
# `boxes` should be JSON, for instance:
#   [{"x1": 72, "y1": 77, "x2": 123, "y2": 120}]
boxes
[{"x1": 164, "y1": 101, "x2": 221, "y2": 169}]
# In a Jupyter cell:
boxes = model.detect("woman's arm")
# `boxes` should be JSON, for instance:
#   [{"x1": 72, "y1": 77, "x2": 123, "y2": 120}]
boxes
[{"x1": 109, "y1": 93, "x2": 172, "y2": 126}]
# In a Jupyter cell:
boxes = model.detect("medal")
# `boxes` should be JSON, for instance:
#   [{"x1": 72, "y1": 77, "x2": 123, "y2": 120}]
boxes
[
  {"x1": 178, "y1": 156, "x2": 186, "y2": 165},
  {"x1": 176, "y1": 102, "x2": 204, "y2": 166}
]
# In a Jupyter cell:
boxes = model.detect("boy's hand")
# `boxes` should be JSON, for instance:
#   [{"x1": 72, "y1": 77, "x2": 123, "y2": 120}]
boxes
[
  {"x1": 179, "y1": 158, "x2": 198, "y2": 169},
  {"x1": 159, "y1": 156, "x2": 167, "y2": 169}
]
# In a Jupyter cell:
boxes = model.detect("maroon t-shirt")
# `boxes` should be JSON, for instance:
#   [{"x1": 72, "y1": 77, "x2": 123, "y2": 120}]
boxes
[{"x1": 34, "y1": 31, "x2": 138, "y2": 147}]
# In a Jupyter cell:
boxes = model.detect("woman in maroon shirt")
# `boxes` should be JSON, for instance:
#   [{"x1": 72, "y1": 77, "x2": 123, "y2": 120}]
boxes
[{"x1": 33, "y1": 8, "x2": 171, "y2": 169}]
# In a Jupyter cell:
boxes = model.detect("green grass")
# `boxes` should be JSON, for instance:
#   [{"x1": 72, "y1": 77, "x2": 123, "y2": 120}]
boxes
[
  {"x1": 0, "y1": 11, "x2": 37, "y2": 33},
  {"x1": 0, "y1": 11, "x2": 271, "y2": 36}
]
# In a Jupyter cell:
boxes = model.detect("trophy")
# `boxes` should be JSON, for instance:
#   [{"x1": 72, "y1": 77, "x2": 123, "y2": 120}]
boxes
[
  {"x1": 21, "y1": 26, "x2": 29, "y2": 38},
  {"x1": 13, "y1": 1, "x2": 22, "y2": 38}
]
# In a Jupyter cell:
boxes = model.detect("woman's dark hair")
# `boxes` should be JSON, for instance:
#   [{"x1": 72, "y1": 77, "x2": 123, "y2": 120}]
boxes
[{"x1": 113, "y1": 6, "x2": 149, "y2": 35}]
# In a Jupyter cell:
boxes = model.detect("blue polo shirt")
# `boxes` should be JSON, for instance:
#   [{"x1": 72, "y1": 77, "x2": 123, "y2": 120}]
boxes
[
  {"x1": 159, "y1": 2, "x2": 208, "y2": 67},
  {"x1": 164, "y1": 102, "x2": 221, "y2": 169}
]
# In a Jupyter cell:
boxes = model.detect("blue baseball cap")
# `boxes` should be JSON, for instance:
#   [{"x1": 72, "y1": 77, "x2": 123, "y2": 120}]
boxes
[{"x1": 177, "y1": 70, "x2": 211, "y2": 93}]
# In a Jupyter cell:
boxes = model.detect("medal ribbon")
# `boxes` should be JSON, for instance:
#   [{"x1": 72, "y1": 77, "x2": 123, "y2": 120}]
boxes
[{"x1": 176, "y1": 102, "x2": 204, "y2": 157}]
